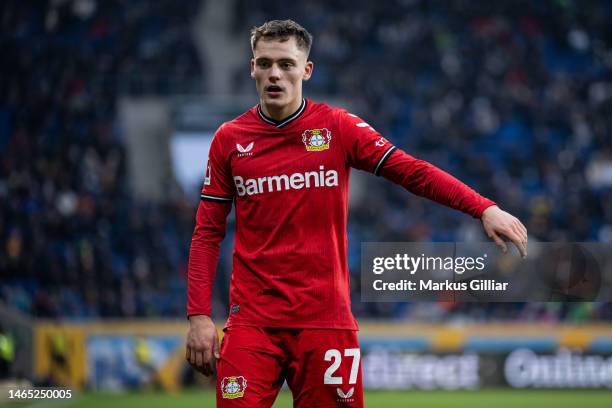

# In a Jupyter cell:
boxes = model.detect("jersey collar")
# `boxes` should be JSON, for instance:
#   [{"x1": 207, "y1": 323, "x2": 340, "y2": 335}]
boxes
[{"x1": 257, "y1": 99, "x2": 307, "y2": 128}]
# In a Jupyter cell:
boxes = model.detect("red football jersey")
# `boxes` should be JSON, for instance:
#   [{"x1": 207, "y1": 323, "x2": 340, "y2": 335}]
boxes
[{"x1": 187, "y1": 99, "x2": 495, "y2": 329}]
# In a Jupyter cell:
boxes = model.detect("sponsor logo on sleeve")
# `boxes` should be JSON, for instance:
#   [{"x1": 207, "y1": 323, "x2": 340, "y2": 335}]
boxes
[
  {"x1": 302, "y1": 129, "x2": 331, "y2": 151},
  {"x1": 221, "y1": 376, "x2": 247, "y2": 399},
  {"x1": 204, "y1": 163, "x2": 211, "y2": 185},
  {"x1": 375, "y1": 137, "x2": 387, "y2": 147}
]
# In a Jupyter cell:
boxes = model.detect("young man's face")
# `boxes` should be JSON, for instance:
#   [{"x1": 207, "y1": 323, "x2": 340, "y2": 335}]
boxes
[{"x1": 251, "y1": 37, "x2": 313, "y2": 115}]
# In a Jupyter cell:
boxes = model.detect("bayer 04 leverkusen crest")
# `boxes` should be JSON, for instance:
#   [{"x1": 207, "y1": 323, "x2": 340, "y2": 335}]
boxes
[
  {"x1": 221, "y1": 376, "x2": 247, "y2": 399},
  {"x1": 302, "y1": 128, "x2": 332, "y2": 151}
]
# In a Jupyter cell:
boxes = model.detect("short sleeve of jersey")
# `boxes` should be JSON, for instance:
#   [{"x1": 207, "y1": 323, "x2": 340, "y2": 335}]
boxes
[
  {"x1": 336, "y1": 109, "x2": 397, "y2": 175},
  {"x1": 200, "y1": 125, "x2": 234, "y2": 203}
]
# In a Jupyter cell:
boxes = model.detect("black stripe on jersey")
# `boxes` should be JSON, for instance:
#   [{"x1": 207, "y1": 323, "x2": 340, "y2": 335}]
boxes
[
  {"x1": 257, "y1": 99, "x2": 307, "y2": 128},
  {"x1": 200, "y1": 194, "x2": 233, "y2": 203},
  {"x1": 374, "y1": 146, "x2": 397, "y2": 176}
]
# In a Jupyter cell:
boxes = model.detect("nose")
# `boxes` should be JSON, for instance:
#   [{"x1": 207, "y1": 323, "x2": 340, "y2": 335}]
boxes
[{"x1": 269, "y1": 63, "x2": 281, "y2": 81}]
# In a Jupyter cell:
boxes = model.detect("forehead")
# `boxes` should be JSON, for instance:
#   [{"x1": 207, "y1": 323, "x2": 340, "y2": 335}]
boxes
[{"x1": 252, "y1": 37, "x2": 306, "y2": 60}]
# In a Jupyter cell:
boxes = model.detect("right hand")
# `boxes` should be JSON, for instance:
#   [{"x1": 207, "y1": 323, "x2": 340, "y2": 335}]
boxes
[{"x1": 185, "y1": 315, "x2": 220, "y2": 376}]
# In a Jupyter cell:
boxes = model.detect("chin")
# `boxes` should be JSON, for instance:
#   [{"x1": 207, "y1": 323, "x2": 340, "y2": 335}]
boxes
[{"x1": 262, "y1": 96, "x2": 285, "y2": 106}]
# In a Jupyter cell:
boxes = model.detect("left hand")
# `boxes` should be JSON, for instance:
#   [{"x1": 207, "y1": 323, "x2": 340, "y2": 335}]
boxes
[{"x1": 481, "y1": 205, "x2": 528, "y2": 258}]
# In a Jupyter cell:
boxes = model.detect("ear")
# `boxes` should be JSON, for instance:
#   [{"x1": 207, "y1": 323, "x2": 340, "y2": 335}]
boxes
[
  {"x1": 250, "y1": 58, "x2": 255, "y2": 79},
  {"x1": 303, "y1": 61, "x2": 314, "y2": 81}
]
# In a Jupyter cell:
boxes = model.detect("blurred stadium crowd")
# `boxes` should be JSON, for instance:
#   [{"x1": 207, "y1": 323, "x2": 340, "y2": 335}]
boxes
[
  {"x1": 0, "y1": 0, "x2": 202, "y2": 318},
  {"x1": 1, "y1": 0, "x2": 612, "y2": 321}
]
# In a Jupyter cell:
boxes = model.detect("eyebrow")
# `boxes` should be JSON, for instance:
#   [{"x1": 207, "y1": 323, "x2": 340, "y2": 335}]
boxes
[{"x1": 255, "y1": 57, "x2": 298, "y2": 64}]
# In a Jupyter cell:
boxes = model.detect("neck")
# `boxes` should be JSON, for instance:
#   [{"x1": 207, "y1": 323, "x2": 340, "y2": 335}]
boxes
[{"x1": 261, "y1": 97, "x2": 303, "y2": 121}]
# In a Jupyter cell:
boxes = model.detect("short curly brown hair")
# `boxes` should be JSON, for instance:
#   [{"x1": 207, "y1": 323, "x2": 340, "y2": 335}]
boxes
[{"x1": 250, "y1": 19, "x2": 313, "y2": 56}]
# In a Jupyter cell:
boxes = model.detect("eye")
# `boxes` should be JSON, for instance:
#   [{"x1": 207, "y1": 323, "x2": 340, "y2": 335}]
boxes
[
  {"x1": 257, "y1": 60, "x2": 270, "y2": 68},
  {"x1": 282, "y1": 62, "x2": 294, "y2": 69}
]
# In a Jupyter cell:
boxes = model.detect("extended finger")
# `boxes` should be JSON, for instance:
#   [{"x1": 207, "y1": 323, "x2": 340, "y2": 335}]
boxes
[
  {"x1": 514, "y1": 219, "x2": 527, "y2": 240},
  {"x1": 506, "y1": 231, "x2": 526, "y2": 258},
  {"x1": 513, "y1": 223, "x2": 528, "y2": 256},
  {"x1": 511, "y1": 223, "x2": 527, "y2": 245},
  {"x1": 517, "y1": 220, "x2": 528, "y2": 238},
  {"x1": 487, "y1": 228, "x2": 508, "y2": 253},
  {"x1": 201, "y1": 350, "x2": 213, "y2": 377},
  {"x1": 190, "y1": 348, "x2": 196, "y2": 366},
  {"x1": 195, "y1": 347, "x2": 204, "y2": 369},
  {"x1": 213, "y1": 331, "x2": 220, "y2": 360},
  {"x1": 201, "y1": 342, "x2": 214, "y2": 376}
]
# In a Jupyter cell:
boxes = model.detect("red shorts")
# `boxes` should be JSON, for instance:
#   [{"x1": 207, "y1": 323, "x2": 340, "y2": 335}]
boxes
[{"x1": 216, "y1": 326, "x2": 363, "y2": 408}]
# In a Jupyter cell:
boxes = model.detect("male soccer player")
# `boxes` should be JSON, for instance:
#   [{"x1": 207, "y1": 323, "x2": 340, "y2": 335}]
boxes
[{"x1": 186, "y1": 19, "x2": 527, "y2": 407}]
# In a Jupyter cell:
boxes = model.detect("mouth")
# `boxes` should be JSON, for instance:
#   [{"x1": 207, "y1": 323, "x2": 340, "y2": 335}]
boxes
[{"x1": 265, "y1": 85, "x2": 283, "y2": 97}]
